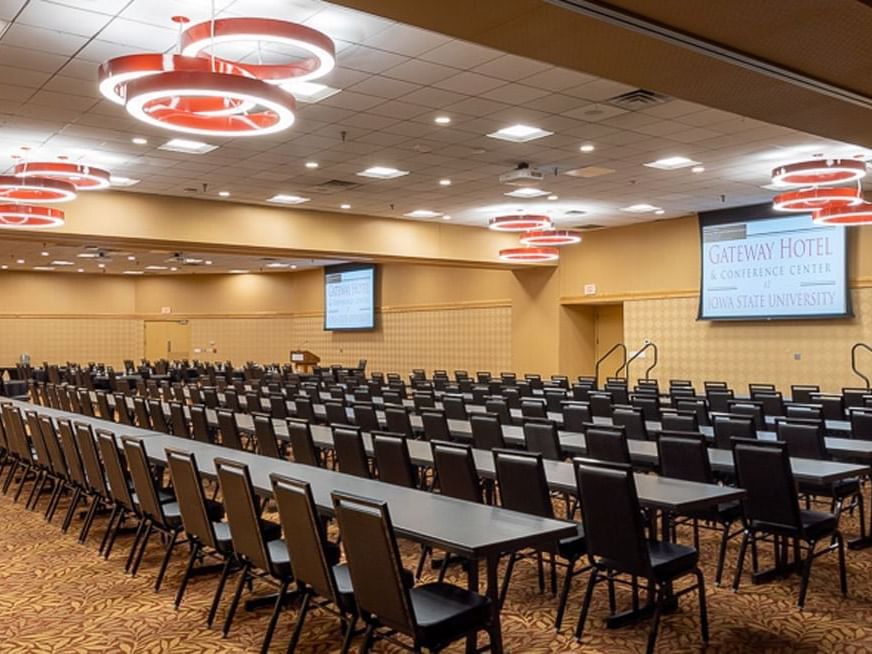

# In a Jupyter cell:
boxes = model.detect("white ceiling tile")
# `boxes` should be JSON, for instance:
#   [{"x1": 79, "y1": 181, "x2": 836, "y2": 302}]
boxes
[
  {"x1": 15, "y1": 0, "x2": 113, "y2": 36},
  {"x1": 561, "y1": 103, "x2": 628, "y2": 122},
  {"x1": 347, "y1": 75, "x2": 418, "y2": 99},
  {"x1": 337, "y1": 44, "x2": 407, "y2": 74},
  {"x1": 0, "y1": 0, "x2": 27, "y2": 21},
  {"x1": 0, "y1": 23, "x2": 89, "y2": 55},
  {"x1": 564, "y1": 78, "x2": 637, "y2": 101},
  {"x1": 98, "y1": 18, "x2": 177, "y2": 51},
  {"x1": 418, "y1": 40, "x2": 503, "y2": 69},
  {"x1": 0, "y1": 44, "x2": 68, "y2": 72},
  {"x1": 481, "y1": 83, "x2": 550, "y2": 105},
  {"x1": 382, "y1": 58, "x2": 456, "y2": 85},
  {"x1": 363, "y1": 23, "x2": 450, "y2": 56},
  {"x1": 471, "y1": 54, "x2": 551, "y2": 82},
  {"x1": 433, "y1": 72, "x2": 506, "y2": 95}
]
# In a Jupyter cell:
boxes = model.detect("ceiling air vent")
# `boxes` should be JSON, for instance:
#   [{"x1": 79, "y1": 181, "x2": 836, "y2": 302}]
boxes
[
  {"x1": 308, "y1": 179, "x2": 360, "y2": 194},
  {"x1": 607, "y1": 88, "x2": 669, "y2": 111},
  {"x1": 574, "y1": 223, "x2": 605, "y2": 230}
]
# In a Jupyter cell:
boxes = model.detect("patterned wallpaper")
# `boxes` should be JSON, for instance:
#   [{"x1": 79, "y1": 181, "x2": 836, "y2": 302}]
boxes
[{"x1": 623, "y1": 288, "x2": 872, "y2": 393}]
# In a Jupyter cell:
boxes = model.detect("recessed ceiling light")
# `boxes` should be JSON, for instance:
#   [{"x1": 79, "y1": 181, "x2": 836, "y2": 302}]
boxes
[
  {"x1": 340, "y1": 203, "x2": 351, "y2": 210},
  {"x1": 33, "y1": 266, "x2": 55, "y2": 271},
  {"x1": 132, "y1": 137, "x2": 148, "y2": 145},
  {"x1": 691, "y1": 166, "x2": 705, "y2": 173},
  {"x1": 218, "y1": 191, "x2": 230, "y2": 197},
  {"x1": 145, "y1": 265, "x2": 168, "y2": 270},
  {"x1": 109, "y1": 176, "x2": 140, "y2": 187},
  {"x1": 126, "y1": 255, "x2": 135, "y2": 261},
  {"x1": 40, "y1": 251, "x2": 49, "y2": 256},
  {"x1": 1, "y1": 265, "x2": 7, "y2": 270},
  {"x1": 404, "y1": 210, "x2": 443, "y2": 219},
  {"x1": 77, "y1": 268, "x2": 84, "y2": 273},
  {"x1": 280, "y1": 81, "x2": 341, "y2": 103},
  {"x1": 265, "y1": 262, "x2": 291, "y2": 268},
  {"x1": 182, "y1": 257, "x2": 203, "y2": 265},
  {"x1": 50, "y1": 260, "x2": 74, "y2": 266},
  {"x1": 159, "y1": 138, "x2": 218, "y2": 154},
  {"x1": 267, "y1": 194, "x2": 310, "y2": 204},
  {"x1": 621, "y1": 203, "x2": 662, "y2": 213},
  {"x1": 547, "y1": 195, "x2": 559, "y2": 201},
  {"x1": 580, "y1": 144, "x2": 595, "y2": 153},
  {"x1": 170, "y1": 266, "x2": 178, "y2": 271},
  {"x1": 357, "y1": 166, "x2": 409, "y2": 179},
  {"x1": 16, "y1": 259, "x2": 24, "y2": 264},
  {"x1": 487, "y1": 124, "x2": 553, "y2": 143},
  {"x1": 205, "y1": 260, "x2": 213, "y2": 265},
  {"x1": 654, "y1": 210, "x2": 666, "y2": 215},
  {"x1": 644, "y1": 156, "x2": 701, "y2": 170},
  {"x1": 439, "y1": 179, "x2": 451, "y2": 186},
  {"x1": 77, "y1": 253, "x2": 99, "y2": 258},
  {"x1": 291, "y1": 264, "x2": 297, "y2": 269},
  {"x1": 434, "y1": 116, "x2": 451, "y2": 125},
  {"x1": 229, "y1": 269, "x2": 250, "y2": 274},
  {"x1": 122, "y1": 270, "x2": 143, "y2": 275},
  {"x1": 505, "y1": 187, "x2": 550, "y2": 198},
  {"x1": 305, "y1": 161, "x2": 319, "y2": 169},
  {"x1": 442, "y1": 215, "x2": 452, "y2": 221},
  {"x1": 97, "y1": 263, "x2": 106, "y2": 268}
]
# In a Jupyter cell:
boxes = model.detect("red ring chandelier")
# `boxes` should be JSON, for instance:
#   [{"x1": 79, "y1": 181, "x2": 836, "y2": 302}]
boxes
[
  {"x1": 519, "y1": 229, "x2": 582, "y2": 246},
  {"x1": 14, "y1": 162, "x2": 111, "y2": 190},
  {"x1": 97, "y1": 16, "x2": 335, "y2": 137},
  {"x1": 0, "y1": 175, "x2": 77, "y2": 203},
  {"x1": 0, "y1": 204, "x2": 65, "y2": 229},
  {"x1": 771, "y1": 157, "x2": 870, "y2": 226},
  {"x1": 489, "y1": 214, "x2": 552, "y2": 232},
  {"x1": 499, "y1": 247, "x2": 560, "y2": 263}
]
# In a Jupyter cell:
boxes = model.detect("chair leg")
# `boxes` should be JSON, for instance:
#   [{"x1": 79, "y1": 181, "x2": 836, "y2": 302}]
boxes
[
  {"x1": 536, "y1": 551, "x2": 545, "y2": 594},
  {"x1": 2, "y1": 460, "x2": 18, "y2": 494},
  {"x1": 415, "y1": 545, "x2": 430, "y2": 580},
  {"x1": 287, "y1": 588, "x2": 311, "y2": 653},
  {"x1": 25, "y1": 470, "x2": 46, "y2": 510},
  {"x1": 175, "y1": 541, "x2": 200, "y2": 609},
  {"x1": 714, "y1": 522, "x2": 731, "y2": 586},
  {"x1": 61, "y1": 487, "x2": 81, "y2": 533},
  {"x1": 646, "y1": 585, "x2": 663, "y2": 654},
  {"x1": 498, "y1": 553, "x2": 517, "y2": 607},
  {"x1": 360, "y1": 624, "x2": 376, "y2": 654},
  {"x1": 13, "y1": 466, "x2": 31, "y2": 502},
  {"x1": 45, "y1": 482, "x2": 64, "y2": 522},
  {"x1": 98, "y1": 505, "x2": 120, "y2": 555},
  {"x1": 261, "y1": 578, "x2": 290, "y2": 654},
  {"x1": 695, "y1": 568, "x2": 709, "y2": 643},
  {"x1": 126, "y1": 518, "x2": 149, "y2": 573},
  {"x1": 437, "y1": 554, "x2": 451, "y2": 583},
  {"x1": 222, "y1": 562, "x2": 250, "y2": 637},
  {"x1": 79, "y1": 496, "x2": 101, "y2": 544},
  {"x1": 574, "y1": 567, "x2": 598, "y2": 642},
  {"x1": 549, "y1": 552, "x2": 558, "y2": 595},
  {"x1": 606, "y1": 572, "x2": 617, "y2": 615},
  {"x1": 797, "y1": 540, "x2": 816, "y2": 609},
  {"x1": 131, "y1": 521, "x2": 154, "y2": 575},
  {"x1": 554, "y1": 558, "x2": 575, "y2": 631},
  {"x1": 104, "y1": 510, "x2": 128, "y2": 560},
  {"x1": 339, "y1": 614, "x2": 358, "y2": 654},
  {"x1": 207, "y1": 557, "x2": 235, "y2": 627},
  {"x1": 732, "y1": 530, "x2": 750, "y2": 592},
  {"x1": 836, "y1": 532, "x2": 848, "y2": 597},
  {"x1": 155, "y1": 528, "x2": 180, "y2": 591}
]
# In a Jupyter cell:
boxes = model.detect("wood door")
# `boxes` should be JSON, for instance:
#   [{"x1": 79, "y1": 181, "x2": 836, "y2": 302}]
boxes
[{"x1": 144, "y1": 321, "x2": 191, "y2": 361}]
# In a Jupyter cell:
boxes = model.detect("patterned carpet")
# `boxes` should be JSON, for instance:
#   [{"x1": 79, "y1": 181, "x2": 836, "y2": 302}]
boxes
[{"x1": 2, "y1": 480, "x2": 872, "y2": 653}]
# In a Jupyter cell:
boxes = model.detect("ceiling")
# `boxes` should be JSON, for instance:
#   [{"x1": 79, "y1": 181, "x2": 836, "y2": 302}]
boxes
[
  {"x1": 0, "y1": 0, "x2": 869, "y2": 232},
  {"x1": 0, "y1": 236, "x2": 343, "y2": 274}
]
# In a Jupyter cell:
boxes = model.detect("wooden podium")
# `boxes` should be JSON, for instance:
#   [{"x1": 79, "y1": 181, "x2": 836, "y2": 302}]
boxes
[{"x1": 290, "y1": 350, "x2": 320, "y2": 373}]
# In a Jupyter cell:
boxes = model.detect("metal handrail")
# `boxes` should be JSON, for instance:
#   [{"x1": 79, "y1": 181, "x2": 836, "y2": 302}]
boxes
[
  {"x1": 851, "y1": 342, "x2": 872, "y2": 390},
  {"x1": 595, "y1": 343, "x2": 627, "y2": 386},
  {"x1": 625, "y1": 342, "x2": 659, "y2": 383}
]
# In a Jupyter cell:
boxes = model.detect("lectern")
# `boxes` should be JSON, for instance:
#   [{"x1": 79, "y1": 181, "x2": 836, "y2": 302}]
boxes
[{"x1": 290, "y1": 350, "x2": 320, "y2": 373}]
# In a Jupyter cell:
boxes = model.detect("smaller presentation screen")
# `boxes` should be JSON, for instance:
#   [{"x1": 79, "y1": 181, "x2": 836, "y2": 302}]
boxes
[
  {"x1": 324, "y1": 264, "x2": 376, "y2": 331},
  {"x1": 699, "y1": 212, "x2": 849, "y2": 321}
]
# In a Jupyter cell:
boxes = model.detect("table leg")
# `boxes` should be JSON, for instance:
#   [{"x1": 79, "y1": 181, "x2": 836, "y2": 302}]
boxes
[
  {"x1": 486, "y1": 554, "x2": 504, "y2": 654},
  {"x1": 848, "y1": 489, "x2": 871, "y2": 550},
  {"x1": 465, "y1": 558, "x2": 480, "y2": 654}
]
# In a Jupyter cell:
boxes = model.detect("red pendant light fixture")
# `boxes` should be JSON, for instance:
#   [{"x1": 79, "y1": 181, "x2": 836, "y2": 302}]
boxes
[
  {"x1": 489, "y1": 214, "x2": 552, "y2": 232},
  {"x1": 0, "y1": 175, "x2": 77, "y2": 203},
  {"x1": 771, "y1": 158, "x2": 867, "y2": 187},
  {"x1": 519, "y1": 229, "x2": 582, "y2": 246},
  {"x1": 772, "y1": 187, "x2": 863, "y2": 212},
  {"x1": 499, "y1": 247, "x2": 560, "y2": 263},
  {"x1": 14, "y1": 162, "x2": 111, "y2": 190},
  {"x1": 180, "y1": 18, "x2": 336, "y2": 85},
  {"x1": 0, "y1": 204, "x2": 65, "y2": 229},
  {"x1": 97, "y1": 14, "x2": 334, "y2": 137},
  {"x1": 812, "y1": 203, "x2": 872, "y2": 225}
]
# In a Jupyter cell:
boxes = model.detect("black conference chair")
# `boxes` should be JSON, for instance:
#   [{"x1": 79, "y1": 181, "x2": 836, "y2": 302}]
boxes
[
  {"x1": 214, "y1": 459, "x2": 292, "y2": 651},
  {"x1": 55, "y1": 419, "x2": 89, "y2": 533},
  {"x1": 657, "y1": 433, "x2": 742, "y2": 585},
  {"x1": 523, "y1": 419, "x2": 563, "y2": 460},
  {"x1": 712, "y1": 414, "x2": 756, "y2": 450},
  {"x1": 791, "y1": 384, "x2": 820, "y2": 404},
  {"x1": 731, "y1": 439, "x2": 847, "y2": 608},
  {"x1": 485, "y1": 398, "x2": 513, "y2": 426},
  {"x1": 95, "y1": 391, "x2": 113, "y2": 421},
  {"x1": 270, "y1": 474, "x2": 355, "y2": 653},
  {"x1": 114, "y1": 393, "x2": 134, "y2": 426},
  {"x1": 169, "y1": 401, "x2": 189, "y2": 437},
  {"x1": 613, "y1": 407, "x2": 649, "y2": 441},
  {"x1": 253, "y1": 413, "x2": 283, "y2": 459},
  {"x1": 676, "y1": 398, "x2": 711, "y2": 427},
  {"x1": 492, "y1": 449, "x2": 587, "y2": 631},
  {"x1": 269, "y1": 393, "x2": 288, "y2": 419},
  {"x1": 96, "y1": 430, "x2": 142, "y2": 560},
  {"x1": 294, "y1": 396, "x2": 317, "y2": 422},
  {"x1": 287, "y1": 418, "x2": 321, "y2": 467},
  {"x1": 660, "y1": 410, "x2": 699, "y2": 433},
  {"x1": 574, "y1": 459, "x2": 708, "y2": 652},
  {"x1": 133, "y1": 397, "x2": 152, "y2": 429},
  {"x1": 384, "y1": 406, "x2": 415, "y2": 439},
  {"x1": 332, "y1": 426, "x2": 371, "y2": 478},
  {"x1": 331, "y1": 491, "x2": 498, "y2": 653},
  {"x1": 373, "y1": 433, "x2": 417, "y2": 489},
  {"x1": 850, "y1": 408, "x2": 872, "y2": 440},
  {"x1": 73, "y1": 422, "x2": 114, "y2": 546},
  {"x1": 190, "y1": 405, "x2": 213, "y2": 444},
  {"x1": 326, "y1": 400, "x2": 351, "y2": 426},
  {"x1": 563, "y1": 404, "x2": 592, "y2": 433},
  {"x1": 787, "y1": 404, "x2": 825, "y2": 422},
  {"x1": 147, "y1": 398, "x2": 170, "y2": 434},
  {"x1": 470, "y1": 413, "x2": 505, "y2": 450},
  {"x1": 585, "y1": 426, "x2": 631, "y2": 465},
  {"x1": 727, "y1": 401, "x2": 766, "y2": 430},
  {"x1": 521, "y1": 399, "x2": 548, "y2": 420},
  {"x1": 352, "y1": 403, "x2": 381, "y2": 432},
  {"x1": 216, "y1": 408, "x2": 246, "y2": 451},
  {"x1": 442, "y1": 395, "x2": 468, "y2": 420},
  {"x1": 421, "y1": 409, "x2": 451, "y2": 442}
]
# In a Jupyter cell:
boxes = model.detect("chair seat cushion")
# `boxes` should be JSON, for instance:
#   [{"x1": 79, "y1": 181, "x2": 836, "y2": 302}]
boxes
[
  {"x1": 648, "y1": 540, "x2": 699, "y2": 581},
  {"x1": 267, "y1": 538, "x2": 293, "y2": 579},
  {"x1": 557, "y1": 524, "x2": 586, "y2": 561},
  {"x1": 410, "y1": 582, "x2": 492, "y2": 647},
  {"x1": 800, "y1": 509, "x2": 838, "y2": 540}
]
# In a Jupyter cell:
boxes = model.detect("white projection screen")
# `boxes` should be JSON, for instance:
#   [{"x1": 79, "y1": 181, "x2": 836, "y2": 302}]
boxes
[
  {"x1": 324, "y1": 264, "x2": 377, "y2": 331},
  {"x1": 698, "y1": 205, "x2": 850, "y2": 321}
]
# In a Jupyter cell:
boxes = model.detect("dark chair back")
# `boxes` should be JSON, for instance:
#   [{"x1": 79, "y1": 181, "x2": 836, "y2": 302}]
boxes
[
  {"x1": 727, "y1": 401, "x2": 765, "y2": 430},
  {"x1": 733, "y1": 439, "x2": 802, "y2": 532},
  {"x1": 133, "y1": 397, "x2": 151, "y2": 429},
  {"x1": 38, "y1": 415, "x2": 68, "y2": 479},
  {"x1": 114, "y1": 393, "x2": 133, "y2": 425},
  {"x1": 791, "y1": 385, "x2": 820, "y2": 404},
  {"x1": 585, "y1": 426, "x2": 631, "y2": 464},
  {"x1": 442, "y1": 395, "x2": 468, "y2": 420},
  {"x1": 147, "y1": 399, "x2": 170, "y2": 434},
  {"x1": 563, "y1": 403, "x2": 592, "y2": 432},
  {"x1": 57, "y1": 419, "x2": 86, "y2": 488},
  {"x1": 574, "y1": 459, "x2": 651, "y2": 578},
  {"x1": 470, "y1": 413, "x2": 505, "y2": 450},
  {"x1": 333, "y1": 426, "x2": 370, "y2": 478},
  {"x1": 431, "y1": 441, "x2": 481, "y2": 503},
  {"x1": 523, "y1": 419, "x2": 562, "y2": 460},
  {"x1": 484, "y1": 398, "x2": 512, "y2": 425},
  {"x1": 165, "y1": 448, "x2": 219, "y2": 550},
  {"x1": 809, "y1": 392, "x2": 844, "y2": 420},
  {"x1": 224, "y1": 389, "x2": 241, "y2": 412},
  {"x1": 253, "y1": 413, "x2": 282, "y2": 459},
  {"x1": 421, "y1": 410, "x2": 451, "y2": 442},
  {"x1": 216, "y1": 409, "x2": 244, "y2": 451},
  {"x1": 675, "y1": 398, "x2": 711, "y2": 427},
  {"x1": 373, "y1": 433, "x2": 417, "y2": 488},
  {"x1": 660, "y1": 411, "x2": 699, "y2": 432},
  {"x1": 755, "y1": 392, "x2": 785, "y2": 418},
  {"x1": 169, "y1": 401, "x2": 188, "y2": 437},
  {"x1": 269, "y1": 394, "x2": 288, "y2": 419},
  {"x1": 214, "y1": 459, "x2": 271, "y2": 571},
  {"x1": 96, "y1": 391, "x2": 113, "y2": 421},
  {"x1": 325, "y1": 400, "x2": 350, "y2": 426},
  {"x1": 331, "y1": 492, "x2": 415, "y2": 636},
  {"x1": 74, "y1": 423, "x2": 108, "y2": 497},
  {"x1": 190, "y1": 405, "x2": 212, "y2": 444},
  {"x1": 786, "y1": 404, "x2": 824, "y2": 421},
  {"x1": 122, "y1": 437, "x2": 167, "y2": 524},
  {"x1": 78, "y1": 389, "x2": 95, "y2": 417},
  {"x1": 712, "y1": 415, "x2": 756, "y2": 449},
  {"x1": 295, "y1": 396, "x2": 316, "y2": 422},
  {"x1": 657, "y1": 433, "x2": 713, "y2": 484},
  {"x1": 384, "y1": 407, "x2": 414, "y2": 439},
  {"x1": 776, "y1": 421, "x2": 827, "y2": 460},
  {"x1": 631, "y1": 395, "x2": 661, "y2": 421},
  {"x1": 850, "y1": 408, "x2": 872, "y2": 441},
  {"x1": 412, "y1": 393, "x2": 436, "y2": 412},
  {"x1": 493, "y1": 449, "x2": 553, "y2": 518},
  {"x1": 520, "y1": 399, "x2": 547, "y2": 419},
  {"x1": 589, "y1": 392, "x2": 613, "y2": 419},
  {"x1": 352, "y1": 403, "x2": 381, "y2": 432},
  {"x1": 613, "y1": 407, "x2": 648, "y2": 441},
  {"x1": 706, "y1": 389, "x2": 734, "y2": 414},
  {"x1": 287, "y1": 418, "x2": 320, "y2": 467},
  {"x1": 96, "y1": 430, "x2": 135, "y2": 511}
]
